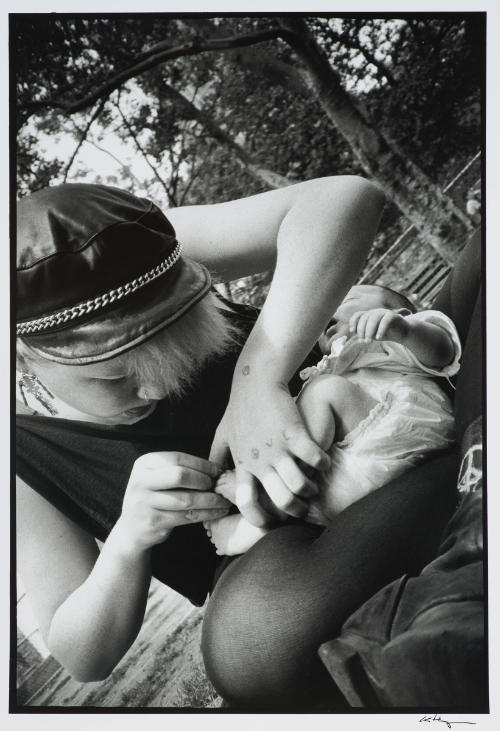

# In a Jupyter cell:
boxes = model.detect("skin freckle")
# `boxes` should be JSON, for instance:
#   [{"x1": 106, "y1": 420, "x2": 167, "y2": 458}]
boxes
[
  {"x1": 251, "y1": 448, "x2": 260, "y2": 459},
  {"x1": 242, "y1": 365, "x2": 250, "y2": 376}
]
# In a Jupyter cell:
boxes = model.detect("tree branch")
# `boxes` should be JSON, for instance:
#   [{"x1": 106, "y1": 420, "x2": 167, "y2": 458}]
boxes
[
  {"x1": 23, "y1": 28, "x2": 295, "y2": 118},
  {"x1": 160, "y1": 81, "x2": 293, "y2": 189},
  {"x1": 325, "y1": 28, "x2": 397, "y2": 86},
  {"x1": 225, "y1": 46, "x2": 312, "y2": 97},
  {"x1": 113, "y1": 100, "x2": 176, "y2": 205},
  {"x1": 178, "y1": 141, "x2": 212, "y2": 207},
  {"x1": 63, "y1": 97, "x2": 108, "y2": 182}
]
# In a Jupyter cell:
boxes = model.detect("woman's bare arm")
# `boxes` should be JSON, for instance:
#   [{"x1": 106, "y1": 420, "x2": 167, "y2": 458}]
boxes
[
  {"x1": 170, "y1": 176, "x2": 385, "y2": 383},
  {"x1": 16, "y1": 451, "x2": 228, "y2": 681},
  {"x1": 168, "y1": 176, "x2": 383, "y2": 282},
  {"x1": 170, "y1": 176, "x2": 386, "y2": 525},
  {"x1": 17, "y1": 477, "x2": 151, "y2": 681}
]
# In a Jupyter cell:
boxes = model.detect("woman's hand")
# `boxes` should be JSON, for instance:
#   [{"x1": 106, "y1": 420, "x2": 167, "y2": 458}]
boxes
[
  {"x1": 17, "y1": 459, "x2": 230, "y2": 682},
  {"x1": 115, "y1": 452, "x2": 231, "y2": 554},
  {"x1": 210, "y1": 379, "x2": 330, "y2": 527},
  {"x1": 173, "y1": 176, "x2": 384, "y2": 527}
]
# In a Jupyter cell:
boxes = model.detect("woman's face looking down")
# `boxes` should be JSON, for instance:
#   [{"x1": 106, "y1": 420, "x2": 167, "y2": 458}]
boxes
[
  {"x1": 18, "y1": 292, "x2": 238, "y2": 425},
  {"x1": 28, "y1": 354, "x2": 163, "y2": 425}
]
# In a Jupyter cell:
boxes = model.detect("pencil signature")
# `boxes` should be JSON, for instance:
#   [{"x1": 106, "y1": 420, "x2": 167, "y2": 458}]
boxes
[{"x1": 419, "y1": 715, "x2": 476, "y2": 729}]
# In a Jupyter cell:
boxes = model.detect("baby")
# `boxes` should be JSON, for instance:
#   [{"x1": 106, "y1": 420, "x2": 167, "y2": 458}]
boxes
[{"x1": 205, "y1": 284, "x2": 461, "y2": 556}]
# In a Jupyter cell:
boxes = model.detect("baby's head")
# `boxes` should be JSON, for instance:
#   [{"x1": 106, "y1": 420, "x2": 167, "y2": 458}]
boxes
[{"x1": 319, "y1": 284, "x2": 416, "y2": 354}]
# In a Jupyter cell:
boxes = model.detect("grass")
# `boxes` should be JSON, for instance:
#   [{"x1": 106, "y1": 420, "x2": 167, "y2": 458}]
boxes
[{"x1": 173, "y1": 661, "x2": 223, "y2": 708}]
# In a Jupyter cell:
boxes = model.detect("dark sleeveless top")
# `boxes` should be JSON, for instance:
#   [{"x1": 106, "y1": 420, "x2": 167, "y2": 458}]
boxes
[{"x1": 16, "y1": 300, "x2": 321, "y2": 605}]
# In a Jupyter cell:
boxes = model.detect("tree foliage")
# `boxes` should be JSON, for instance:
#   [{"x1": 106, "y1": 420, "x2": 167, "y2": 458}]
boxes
[{"x1": 13, "y1": 14, "x2": 482, "y2": 253}]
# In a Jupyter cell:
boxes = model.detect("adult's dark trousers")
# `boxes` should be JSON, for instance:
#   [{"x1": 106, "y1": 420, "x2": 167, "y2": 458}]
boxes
[{"x1": 201, "y1": 454, "x2": 458, "y2": 710}]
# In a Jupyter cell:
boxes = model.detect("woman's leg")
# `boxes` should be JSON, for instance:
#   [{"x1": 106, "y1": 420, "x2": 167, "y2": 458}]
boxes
[{"x1": 202, "y1": 453, "x2": 459, "y2": 710}]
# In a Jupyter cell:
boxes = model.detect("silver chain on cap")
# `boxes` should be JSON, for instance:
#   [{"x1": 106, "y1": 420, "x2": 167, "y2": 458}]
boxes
[{"x1": 17, "y1": 242, "x2": 182, "y2": 336}]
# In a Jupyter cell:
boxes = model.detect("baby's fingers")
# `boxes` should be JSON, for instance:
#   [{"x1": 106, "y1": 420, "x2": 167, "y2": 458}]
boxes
[
  {"x1": 351, "y1": 310, "x2": 375, "y2": 339},
  {"x1": 374, "y1": 311, "x2": 395, "y2": 340},
  {"x1": 364, "y1": 311, "x2": 386, "y2": 340},
  {"x1": 349, "y1": 310, "x2": 365, "y2": 336}
]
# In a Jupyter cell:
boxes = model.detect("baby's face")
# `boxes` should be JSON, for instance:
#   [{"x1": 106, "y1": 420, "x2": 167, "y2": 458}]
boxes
[{"x1": 319, "y1": 285, "x2": 390, "y2": 354}]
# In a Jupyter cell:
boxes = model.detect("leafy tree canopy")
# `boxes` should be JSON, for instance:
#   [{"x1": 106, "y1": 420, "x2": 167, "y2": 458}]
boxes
[{"x1": 14, "y1": 13, "x2": 482, "y2": 267}]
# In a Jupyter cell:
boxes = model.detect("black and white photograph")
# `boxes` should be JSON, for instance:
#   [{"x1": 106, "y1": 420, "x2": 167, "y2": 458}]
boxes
[{"x1": 9, "y1": 0, "x2": 496, "y2": 723}]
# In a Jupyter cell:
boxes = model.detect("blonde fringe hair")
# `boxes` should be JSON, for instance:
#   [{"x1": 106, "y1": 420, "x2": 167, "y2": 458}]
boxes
[
  {"x1": 122, "y1": 293, "x2": 240, "y2": 399},
  {"x1": 17, "y1": 293, "x2": 242, "y2": 400}
]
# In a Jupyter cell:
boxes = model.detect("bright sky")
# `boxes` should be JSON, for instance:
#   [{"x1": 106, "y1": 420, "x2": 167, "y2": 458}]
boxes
[
  {"x1": 35, "y1": 119, "x2": 157, "y2": 192},
  {"x1": 23, "y1": 80, "x2": 168, "y2": 201}
]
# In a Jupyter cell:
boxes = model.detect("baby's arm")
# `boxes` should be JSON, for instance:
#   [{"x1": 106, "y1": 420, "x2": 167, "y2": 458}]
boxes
[
  {"x1": 350, "y1": 309, "x2": 455, "y2": 368},
  {"x1": 397, "y1": 317, "x2": 455, "y2": 367}
]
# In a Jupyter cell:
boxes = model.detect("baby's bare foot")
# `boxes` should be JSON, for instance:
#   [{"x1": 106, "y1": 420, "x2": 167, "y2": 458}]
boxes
[
  {"x1": 203, "y1": 514, "x2": 270, "y2": 556},
  {"x1": 215, "y1": 469, "x2": 238, "y2": 504}
]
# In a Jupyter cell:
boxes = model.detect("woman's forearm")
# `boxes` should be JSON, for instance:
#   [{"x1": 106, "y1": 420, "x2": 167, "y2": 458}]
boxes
[
  {"x1": 208, "y1": 176, "x2": 385, "y2": 524},
  {"x1": 47, "y1": 519, "x2": 153, "y2": 682},
  {"x1": 236, "y1": 176, "x2": 385, "y2": 383}
]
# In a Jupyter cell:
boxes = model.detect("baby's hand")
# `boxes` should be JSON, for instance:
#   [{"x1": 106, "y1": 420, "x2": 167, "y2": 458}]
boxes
[{"x1": 349, "y1": 308, "x2": 410, "y2": 343}]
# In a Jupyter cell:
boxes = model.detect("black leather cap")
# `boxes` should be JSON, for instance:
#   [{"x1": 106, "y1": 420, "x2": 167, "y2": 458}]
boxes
[{"x1": 16, "y1": 183, "x2": 211, "y2": 364}]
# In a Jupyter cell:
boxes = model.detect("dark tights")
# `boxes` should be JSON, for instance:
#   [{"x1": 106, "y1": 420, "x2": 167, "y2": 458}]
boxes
[{"x1": 202, "y1": 454, "x2": 458, "y2": 710}]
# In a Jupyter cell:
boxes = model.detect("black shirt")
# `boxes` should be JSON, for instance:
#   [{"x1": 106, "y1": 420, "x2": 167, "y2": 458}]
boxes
[{"x1": 16, "y1": 300, "x2": 321, "y2": 605}]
